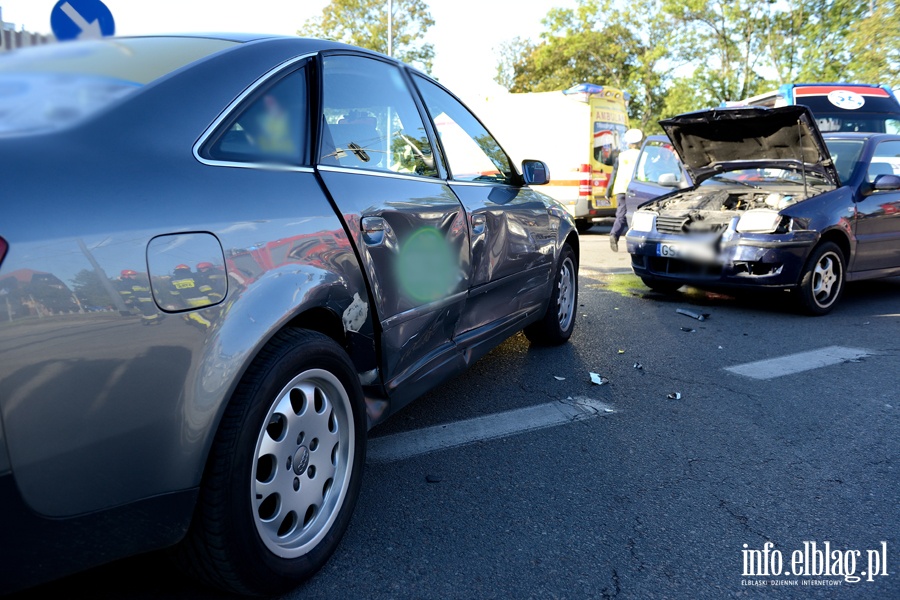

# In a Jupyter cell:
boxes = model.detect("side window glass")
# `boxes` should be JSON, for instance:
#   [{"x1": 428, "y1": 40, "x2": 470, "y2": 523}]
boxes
[
  {"x1": 319, "y1": 55, "x2": 437, "y2": 177},
  {"x1": 203, "y1": 68, "x2": 307, "y2": 165},
  {"x1": 413, "y1": 74, "x2": 516, "y2": 185},
  {"x1": 636, "y1": 141, "x2": 682, "y2": 184},
  {"x1": 869, "y1": 140, "x2": 900, "y2": 182}
]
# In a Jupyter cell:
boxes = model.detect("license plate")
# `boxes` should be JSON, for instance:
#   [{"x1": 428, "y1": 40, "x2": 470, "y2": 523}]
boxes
[{"x1": 657, "y1": 243, "x2": 681, "y2": 258}]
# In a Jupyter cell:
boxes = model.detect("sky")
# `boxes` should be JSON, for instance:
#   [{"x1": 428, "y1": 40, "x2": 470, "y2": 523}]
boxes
[{"x1": 0, "y1": 0, "x2": 576, "y2": 104}]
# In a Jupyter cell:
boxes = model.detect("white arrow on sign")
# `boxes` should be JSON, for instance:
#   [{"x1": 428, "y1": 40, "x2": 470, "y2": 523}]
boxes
[{"x1": 60, "y1": 2, "x2": 103, "y2": 40}]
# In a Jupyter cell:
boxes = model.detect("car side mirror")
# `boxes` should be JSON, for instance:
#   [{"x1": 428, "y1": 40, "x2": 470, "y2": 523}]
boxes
[
  {"x1": 522, "y1": 160, "x2": 550, "y2": 185},
  {"x1": 873, "y1": 173, "x2": 900, "y2": 192},
  {"x1": 657, "y1": 173, "x2": 680, "y2": 187}
]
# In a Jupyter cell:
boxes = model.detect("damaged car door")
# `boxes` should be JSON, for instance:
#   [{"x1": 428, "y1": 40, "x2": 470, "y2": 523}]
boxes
[
  {"x1": 411, "y1": 74, "x2": 555, "y2": 349},
  {"x1": 316, "y1": 53, "x2": 471, "y2": 403}
]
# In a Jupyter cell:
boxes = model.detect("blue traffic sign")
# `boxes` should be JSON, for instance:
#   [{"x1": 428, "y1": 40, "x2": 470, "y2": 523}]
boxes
[{"x1": 51, "y1": 0, "x2": 115, "y2": 41}]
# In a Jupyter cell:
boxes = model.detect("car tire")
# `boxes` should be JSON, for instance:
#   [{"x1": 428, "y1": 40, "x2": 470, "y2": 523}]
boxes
[
  {"x1": 177, "y1": 329, "x2": 366, "y2": 596},
  {"x1": 525, "y1": 243, "x2": 577, "y2": 345},
  {"x1": 797, "y1": 241, "x2": 845, "y2": 315},
  {"x1": 575, "y1": 220, "x2": 593, "y2": 234},
  {"x1": 640, "y1": 276, "x2": 683, "y2": 294}
]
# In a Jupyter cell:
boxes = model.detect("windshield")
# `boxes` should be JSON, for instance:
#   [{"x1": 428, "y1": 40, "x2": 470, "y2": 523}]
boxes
[{"x1": 0, "y1": 37, "x2": 236, "y2": 135}]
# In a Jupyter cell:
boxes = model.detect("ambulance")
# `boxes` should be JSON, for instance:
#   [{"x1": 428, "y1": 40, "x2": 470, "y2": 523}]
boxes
[{"x1": 471, "y1": 83, "x2": 630, "y2": 232}]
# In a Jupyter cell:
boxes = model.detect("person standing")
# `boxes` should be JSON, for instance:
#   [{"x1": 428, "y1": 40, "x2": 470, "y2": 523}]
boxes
[{"x1": 607, "y1": 128, "x2": 644, "y2": 252}]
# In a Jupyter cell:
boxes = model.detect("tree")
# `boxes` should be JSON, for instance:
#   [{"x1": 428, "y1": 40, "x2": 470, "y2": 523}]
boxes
[
  {"x1": 71, "y1": 269, "x2": 115, "y2": 309},
  {"x1": 661, "y1": 0, "x2": 771, "y2": 105},
  {"x1": 495, "y1": 0, "x2": 900, "y2": 129},
  {"x1": 494, "y1": 0, "x2": 683, "y2": 131},
  {"x1": 495, "y1": 1, "x2": 641, "y2": 94},
  {"x1": 846, "y1": 1, "x2": 900, "y2": 84},
  {"x1": 596, "y1": 0, "x2": 685, "y2": 130},
  {"x1": 765, "y1": 0, "x2": 900, "y2": 85},
  {"x1": 299, "y1": 0, "x2": 435, "y2": 72}
]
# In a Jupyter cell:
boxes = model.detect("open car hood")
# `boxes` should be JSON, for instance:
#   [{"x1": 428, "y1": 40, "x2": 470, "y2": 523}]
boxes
[{"x1": 660, "y1": 105, "x2": 841, "y2": 186}]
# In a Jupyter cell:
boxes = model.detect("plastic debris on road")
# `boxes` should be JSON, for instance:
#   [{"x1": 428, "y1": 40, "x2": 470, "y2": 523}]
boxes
[
  {"x1": 680, "y1": 327, "x2": 696, "y2": 333},
  {"x1": 667, "y1": 392, "x2": 682, "y2": 400},
  {"x1": 554, "y1": 376, "x2": 566, "y2": 381},
  {"x1": 617, "y1": 349, "x2": 625, "y2": 354},
  {"x1": 676, "y1": 308, "x2": 709, "y2": 321},
  {"x1": 590, "y1": 372, "x2": 610, "y2": 385},
  {"x1": 633, "y1": 362, "x2": 643, "y2": 370}
]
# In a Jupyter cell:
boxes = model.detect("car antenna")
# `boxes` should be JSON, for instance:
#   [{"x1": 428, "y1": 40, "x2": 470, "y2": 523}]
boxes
[{"x1": 798, "y1": 118, "x2": 809, "y2": 199}]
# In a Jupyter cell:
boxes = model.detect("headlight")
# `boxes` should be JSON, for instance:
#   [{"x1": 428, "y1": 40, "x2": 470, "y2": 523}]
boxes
[
  {"x1": 736, "y1": 209, "x2": 787, "y2": 234},
  {"x1": 630, "y1": 211, "x2": 656, "y2": 233}
]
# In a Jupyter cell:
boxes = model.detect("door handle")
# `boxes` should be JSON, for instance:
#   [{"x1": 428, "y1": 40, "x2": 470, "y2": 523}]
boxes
[
  {"x1": 361, "y1": 216, "x2": 386, "y2": 245},
  {"x1": 471, "y1": 213, "x2": 486, "y2": 235},
  {"x1": 361, "y1": 216, "x2": 385, "y2": 233}
]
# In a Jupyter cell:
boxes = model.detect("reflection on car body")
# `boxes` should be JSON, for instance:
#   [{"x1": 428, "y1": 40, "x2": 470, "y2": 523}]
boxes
[
  {"x1": 0, "y1": 35, "x2": 577, "y2": 595},
  {"x1": 626, "y1": 105, "x2": 900, "y2": 314}
]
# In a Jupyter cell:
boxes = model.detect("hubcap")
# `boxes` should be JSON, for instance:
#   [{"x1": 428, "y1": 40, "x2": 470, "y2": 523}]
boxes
[
  {"x1": 812, "y1": 252, "x2": 841, "y2": 307},
  {"x1": 251, "y1": 368, "x2": 354, "y2": 558},
  {"x1": 556, "y1": 256, "x2": 576, "y2": 330}
]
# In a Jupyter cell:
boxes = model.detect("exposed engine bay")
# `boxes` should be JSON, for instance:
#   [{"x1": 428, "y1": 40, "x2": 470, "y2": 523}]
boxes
[{"x1": 648, "y1": 185, "x2": 826, "y2": 234}]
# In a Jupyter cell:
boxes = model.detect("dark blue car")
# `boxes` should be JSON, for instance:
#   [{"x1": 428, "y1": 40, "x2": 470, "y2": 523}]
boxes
[{"x1": 626, "y1": 105, "x2": 900, "y2": 314}]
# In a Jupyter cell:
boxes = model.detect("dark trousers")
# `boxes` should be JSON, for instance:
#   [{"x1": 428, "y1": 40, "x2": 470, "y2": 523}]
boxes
[{"x1": 610, "y1": 193, "x2": 631, "y2": 240}]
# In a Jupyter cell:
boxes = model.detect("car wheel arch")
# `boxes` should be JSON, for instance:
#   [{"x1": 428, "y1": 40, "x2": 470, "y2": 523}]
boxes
[
  {"x1": 814, "y1": 228, "x2": 852, "y2": 275},
  {"x1": 176, "y1": 328, "x2": 368, "y2": 595},
  {"x1": 564, "y1": 231, "x2": 580, "y2": 264},
  {"x1": 185, "y1": 270, "x2": 374, "y2": 487}
]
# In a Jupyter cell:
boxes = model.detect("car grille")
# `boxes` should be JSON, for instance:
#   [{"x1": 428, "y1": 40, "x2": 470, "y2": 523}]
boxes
[
  {"x1": 655, "y1": 214, "x2": 730, "y2": 235},
  {"x1": 656, "y1": 215, "x2": 688, "y2": 234}
]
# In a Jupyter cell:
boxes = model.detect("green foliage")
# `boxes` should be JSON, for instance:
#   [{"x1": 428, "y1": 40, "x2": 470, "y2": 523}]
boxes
[
  {"x1": 72, "y1": 269, "x2": 115, "y2": 308},
  {"x1": 496, "y1": 6, "x2": 640, "y2": 94},
  {"x1": 299, "y1": 0, "x2": 435, "y2": 72},
  {"x1": 495, "y1": 0, "x2": 900, "y2": 129}
]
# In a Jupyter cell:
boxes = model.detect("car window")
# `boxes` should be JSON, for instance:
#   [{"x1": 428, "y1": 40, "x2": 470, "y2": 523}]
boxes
[
  {"x1": 412, "y1": 74, "x2": 517, "y2": 185},
  {"x1": 635, "y1": 140, "x2": 683, "y2": 185},
  {"x1": 203, "y1": 68, "x2": 308, "y2": 165},
  {"x1": 869, "y1": 140, "x2": 900, "y2": 182},
  {"x1": 319, "y1": 55, "x2": 437, "y2": 178},
  {"x1": 823, "y1": 138, "x2": 865, "y2": 183}
]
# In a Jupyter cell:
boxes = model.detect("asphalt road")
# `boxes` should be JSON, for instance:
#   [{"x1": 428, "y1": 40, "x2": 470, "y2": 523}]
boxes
[{"x1": 12, "y1": 221, "x2": 900, "y2": 599}]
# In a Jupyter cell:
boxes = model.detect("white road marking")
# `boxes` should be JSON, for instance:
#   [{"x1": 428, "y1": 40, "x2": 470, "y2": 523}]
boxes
[
  {"x1": 725, "y1": 346, "x2": 872, "y2": 380},
  {"x1": 367, "y1": 397, "x2": 615, "y2": 463}
]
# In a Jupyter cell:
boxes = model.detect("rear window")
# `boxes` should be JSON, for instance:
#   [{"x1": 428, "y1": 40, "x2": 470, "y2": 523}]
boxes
[
  {"x1": 0, "y1": 37, "x2": 236, "y2": 135},
  {"x1": 797, "y1": 95, "x2": 900, "y2": 134}
]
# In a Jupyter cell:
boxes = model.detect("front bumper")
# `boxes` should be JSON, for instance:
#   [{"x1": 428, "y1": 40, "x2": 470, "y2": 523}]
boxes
[{"x1": 626, "y1": 228, "x2": 819, "y2": 289}]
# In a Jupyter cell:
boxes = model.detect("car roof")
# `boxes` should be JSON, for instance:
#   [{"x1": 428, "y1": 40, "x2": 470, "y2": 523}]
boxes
[
  {"x1": 117, "y1": 32, "x2": 282, "y2": 43},
  {"x1": 821, "y1": 132, "x2": 897, "y2": 141}
]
